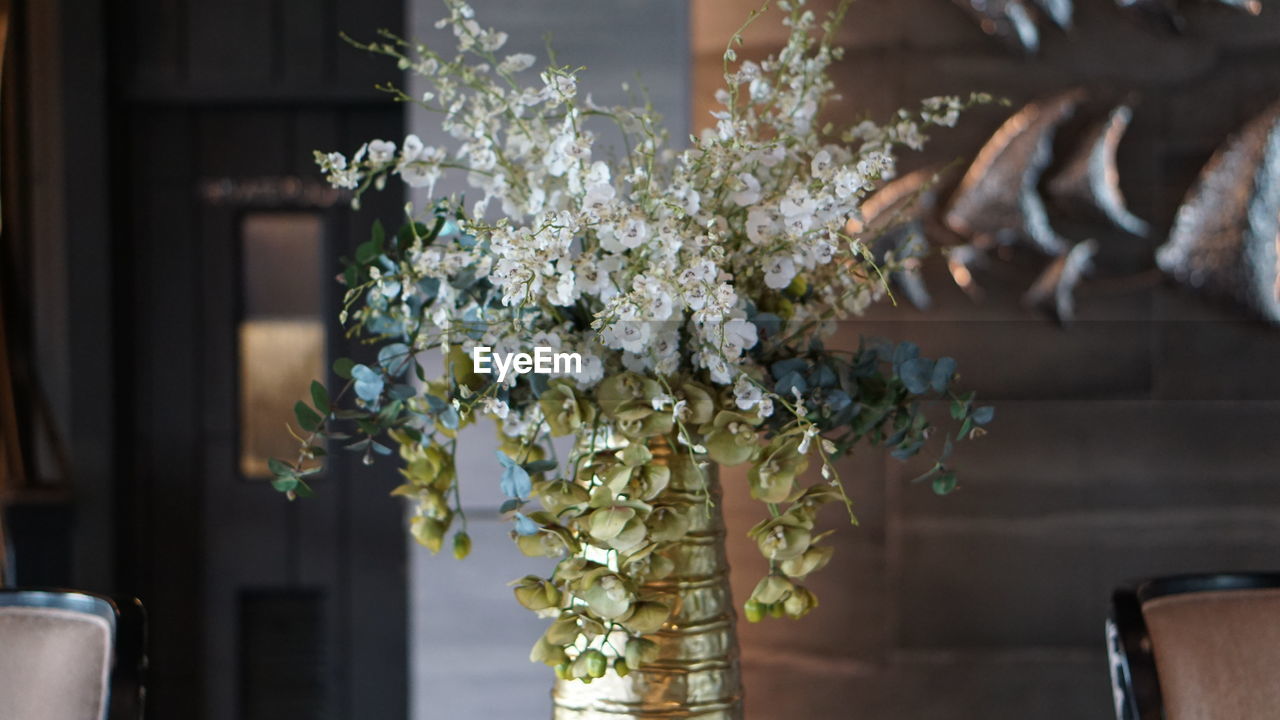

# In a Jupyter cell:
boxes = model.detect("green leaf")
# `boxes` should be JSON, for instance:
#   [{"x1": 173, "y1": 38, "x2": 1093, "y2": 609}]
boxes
[
  {"x1": 932, "y1": 472, "x2": 957, "y2": 495},
  {"x1": 523, "y1": 459, "x2": 558, "y2": 474},
  {"x1": 293, "y1": 480, "x2": 315, "y2": 498},
  {"x1": 310, "y1": 381, "x2": 331, "y2": 414},
  {"x1": 333, "y1": 357, "x2": 356, "y2": 380},
  {"x1": 371, "y1": 219, "x2": 386, "y2": 251},
  {"x1": 294, "y1": 401, "x2": 323, "y2": 432},
  {"x1": 267, "y1": 458, "x2": 295, "y2": 477},
  {"x1": 271, "y1": 476, "x2": 299, "y2": 493},
  {"x1": 355, "y1": 240, "x2": 380, "y2": 265}
]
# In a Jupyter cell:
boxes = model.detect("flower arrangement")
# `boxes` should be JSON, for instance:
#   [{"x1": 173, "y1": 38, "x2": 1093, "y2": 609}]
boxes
[{"x1": 280, "y1": 0, "x2": 993, "y2": 686}]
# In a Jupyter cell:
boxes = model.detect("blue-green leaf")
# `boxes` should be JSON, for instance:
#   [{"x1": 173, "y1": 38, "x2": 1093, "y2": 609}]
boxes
[
  {"x1": 351, "y1": 364, "x2": 384, "y2": 403},
  {"x1": 898, "y1": 357, "x2": 935, "y2": 395},
  {"x1": 931, "y1": 357, "x2": 957, "y2": 393},
  {"x1": 378, "y1": 343, "x2": 413, "y2": 378},
  {"x1": 310, "y1": 381, "x2": 331, "y2": 415},
  {"x1": 294, "y1": 401, "x2": 322, "y2": 432},
  {"x1": 971, "y1": 406, "x2": 995, "y2": 425}
]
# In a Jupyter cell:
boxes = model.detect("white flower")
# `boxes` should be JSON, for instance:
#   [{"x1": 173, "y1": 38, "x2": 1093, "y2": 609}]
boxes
[
  {"x1": 729, "y1": 173, "x2": 761, "y2": 206},
  {"x1": 832, "y1": 167, "x2": 866, "y2": 199},
  {"x1": 764, "y1": 255, "x2": 797, "y2": 290},
  {"x1": 368, "y1": 139, "x2": 396, "y2": 164},
  {"x1": 797, "y1": 426, "x2": 818, "y2": 454},
  {"x1": 617, "y1": 216, "x2": 649, "y2": 250},
  {"x1": 780, "y1": 184, "x2": 817, "y2": 219},
  {"x1": 481, "y1": 396, "x2": 510, "y2": 419},
  {"x1": 498, "y1": 53, "x2": 536, "y2": 74},
  {"x1": 723, "y1": 316, "x2": 758, "y2": 350},
  {"x1": 746, "y1": 206, "x2": 779, "y2": 244},
  {"x1": 810, "y1": 149, "x2": 834, "y2": 179},
  {"x1": 733, "y1": 375, "x2": 763, "y2": 410},
  {"x1": 758, "y1": 397, "x2": 775, "y2": 418},
  {"x1": 401, "y1": 134, "x2": 425, "y2": 162}
]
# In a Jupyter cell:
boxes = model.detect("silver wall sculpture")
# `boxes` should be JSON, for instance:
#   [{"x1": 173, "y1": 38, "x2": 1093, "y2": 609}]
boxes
[
  {"x1": 953, "y1": 0, "x2": 1261, "y2": 53},
  {"x1": 944, "y1": 90, "x2": 1083, "y2": 257},
  {"x1": 870, "y1": 92, "x2": 1279, "y2": 327},
  {"x1": 1047, "y1": 105, "x2": 1151, "y2": 237},
  {"x1": 1156, "y1": 101, "x2": 1280, "y2": 324}
]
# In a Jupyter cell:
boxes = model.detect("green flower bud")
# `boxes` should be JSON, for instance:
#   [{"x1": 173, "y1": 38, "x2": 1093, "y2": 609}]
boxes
[
  {"x1": 621, "y1": 600, "x2": 671, "y2": 635},
  {"x1": 780, "y1": 545, "x2": 833, "y2": 579},
  {"x1": 588, "y1": 506, "x2": 638, "y2": 542},
  {"x1": 530, "y1": 636, "x2": 568, "y2": 666},
  {"x1": 614, "y1": 659, "x2": 631, "y2": 678},
  {"x1": 578, "y1": 649, "x2": 607, "y2": 679},
  {"x1": 744, "y1": 599, "x2": 766, "y2": 623},
  {"x1": 768, "y1": 602, "x2": 786, "y2": 618},
  {"x1": 539, "y1": 380, "x2": 595, "y2": 436},
  {"x1": 783, "y1": 586, "x2": 818, "y2": 619},
  {"x1": 580, "y1": 572, "x2": 633, "y2": 619},
  {"x1": 750, "y1": 574, "x2": 793, "y2": 605},
  {"x1": 512, "y1": 576, "x2": 562, "y2": 612},
  {"x1": 647, "y1": 505, "x2": 690, "y2": 543},
  {"x1": 452, "y1": 531, "x2": 472, "y2": 560},
  {"x1": 410, "y1": 516, "x2": 447, "y2": 553},
  {"x1": 624, "y1": 637, "x2": 659, "y2": 669},
  {"x1": 751, "y1": 517, "x2": 812, "y2": 562},
  {"x1": 554, "y1": 662, "x2": 572, "y2": 680},
  {"x1": 545, "y1": 615, "x2": 581, "y2": 645}
]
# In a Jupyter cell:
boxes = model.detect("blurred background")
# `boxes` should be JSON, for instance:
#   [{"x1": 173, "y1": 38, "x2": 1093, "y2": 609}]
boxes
[{"x1": 2, "y1": 0, "x2": 1279, "y2": 718}]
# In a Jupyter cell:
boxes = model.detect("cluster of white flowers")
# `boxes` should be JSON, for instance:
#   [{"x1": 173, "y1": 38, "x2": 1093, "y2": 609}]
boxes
[{"x1": 319, "y1": 0, "x2": 982, "y2": 415}]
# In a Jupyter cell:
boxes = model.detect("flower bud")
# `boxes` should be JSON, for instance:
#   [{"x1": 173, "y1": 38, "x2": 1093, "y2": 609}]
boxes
[
  {"x1": 744, "y1": 599, "x2": 766, "y2": 623},
  {"x1": 452, "y1": 531, "x2": 472, "y2": 560},
  {"x1": 750, "y1": 574, "x2": 793, "y2": 606},
  {"x1": 783, "y1": 586, "x2": 818, "y2": 619}
]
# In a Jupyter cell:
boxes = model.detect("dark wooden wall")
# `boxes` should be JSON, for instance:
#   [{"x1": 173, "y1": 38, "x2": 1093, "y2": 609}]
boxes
[
  {"x1": 109, "y1": 1, "x2": 410, "y2": 719},
  {"x1": 694, "y1": 1, "x2": 1280, "y2": 718}
]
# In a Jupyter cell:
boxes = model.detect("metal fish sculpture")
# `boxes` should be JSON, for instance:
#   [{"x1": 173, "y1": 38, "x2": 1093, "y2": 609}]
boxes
[
  {"x1": 1034, "y1": 0, "x2": 1074, "y2": 28},
  {"x1": 1116, "y1": 0, "x2": 1261, "y2": 32},
  {"x1": 857, "y1": 168, "x2": 942, "y2": 310},
  {"x1": 944, "y1": 91, "x2": 1084, "y2": 256},
  {"x1": 1024, "y1": 239, "x2": 1098, "y2": 323},
  {"x1": 1156, "y1": 101, "x2": 1280, "y2": 324},
  {"x1": 945, "y1": 244, "x2": 989, "y2": 301},
  {"x1": 952, "y1": 0, "x2": 1041, "y2": 53},
  {"x1": 1048, "y1": 104, "x2": 1150, "y2": 237},
  {"x1": 1114, "y1": 0, "x2": 1185, "y2": 32},
  {"x1": 1211, "y1": 0, "x2": 1262, "y2": 14}
]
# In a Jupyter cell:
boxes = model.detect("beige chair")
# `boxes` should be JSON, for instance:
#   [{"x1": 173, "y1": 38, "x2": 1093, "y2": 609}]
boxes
[
  {"x1": 1108, "y1": 573, "x2": 1280, "y2": 720},
  {"x1": 0, "y1": 590, "x2": 145, "y2": 720}
]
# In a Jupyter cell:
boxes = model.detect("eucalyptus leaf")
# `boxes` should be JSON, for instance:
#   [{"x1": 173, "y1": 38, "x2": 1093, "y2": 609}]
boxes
[
  {"x1": 378, "y1": 343, "x2": 414, "y2": 378},
  {"x1": 294, "y1": 402, "x2": 322, "y2": 432},
  {"x1": 898, "y1": 357, "x2": 935, "y2": 395},
  {"x1": 931, "y1": 357, "x2": 957, "y2": 393},
  {"x1": 333, "y1": 357, "x2": 356, "y2": 380},
  {"x1": 310, "y1": 381, "x2": 331, "y2": 415}
]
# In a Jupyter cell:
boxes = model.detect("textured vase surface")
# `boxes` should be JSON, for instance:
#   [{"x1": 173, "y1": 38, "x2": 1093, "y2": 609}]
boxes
[{"x1": 551, "y1": 439, "x2": 742, "y2": 719}]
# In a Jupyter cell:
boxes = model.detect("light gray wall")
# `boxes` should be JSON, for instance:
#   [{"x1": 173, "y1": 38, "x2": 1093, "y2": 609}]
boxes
[{"x1": 404, "y1": 3, "x2": 689, "y2": 718}]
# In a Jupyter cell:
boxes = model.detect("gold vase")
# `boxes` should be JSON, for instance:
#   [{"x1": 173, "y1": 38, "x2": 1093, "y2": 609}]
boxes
[{"x1": 551, "y1": 436, "x2": 743, "y2": 719}]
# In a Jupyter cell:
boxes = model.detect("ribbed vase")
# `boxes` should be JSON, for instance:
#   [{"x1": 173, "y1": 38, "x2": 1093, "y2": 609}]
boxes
[{"x1": 551, "y1": 437, "x2": 743, "y2": 720}]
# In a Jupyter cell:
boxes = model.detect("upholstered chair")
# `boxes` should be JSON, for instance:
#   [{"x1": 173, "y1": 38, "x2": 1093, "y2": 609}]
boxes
[
  {"x1": 1108, "y1": 573, "x2": 1280, "y2": 720},
  {"x1": 0, "y1": 590, "x2": 145, "y2": 720}
]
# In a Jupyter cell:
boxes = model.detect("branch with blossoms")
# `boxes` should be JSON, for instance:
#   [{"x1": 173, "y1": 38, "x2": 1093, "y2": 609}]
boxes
[{"x1": 280, "y1": 0, "x2": 995, "y2": 683}]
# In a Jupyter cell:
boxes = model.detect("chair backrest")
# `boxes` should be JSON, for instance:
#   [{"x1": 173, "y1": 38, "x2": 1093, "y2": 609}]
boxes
[
  {"x1": 1108, "y1": 573, "x2": 1280, "y2": 720},
  {"x1": 0, "y1": 589, "x2": 146, "y2": 720}
]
